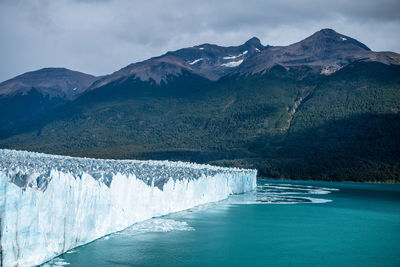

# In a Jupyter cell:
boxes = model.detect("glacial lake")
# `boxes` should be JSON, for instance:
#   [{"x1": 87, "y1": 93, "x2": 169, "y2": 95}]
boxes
[{"x1": 44, "y1": 179, "x2": 400, "y2": 267}]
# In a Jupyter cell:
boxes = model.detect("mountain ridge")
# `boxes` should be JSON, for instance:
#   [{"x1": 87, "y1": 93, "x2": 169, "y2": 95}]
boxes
[
  {"x1": 89, "y1": 35, "x2": 266, "y2": 89},
  {"x1": 0, "y1": 67, "x2": 98, "y2": 99},
  {"x1": 88, "y1": 28, "x2": 400, "y2": 91},
  {"x1": 238, "y1": 28, "x2": 399, "y2": 75},
  {"x1": 3, "y1": 29, "x2": 399, "y2": 95}
]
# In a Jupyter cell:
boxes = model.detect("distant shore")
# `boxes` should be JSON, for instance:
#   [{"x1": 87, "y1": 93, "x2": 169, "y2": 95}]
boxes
[{"x1": 257, "y1": 177, "x2": 399, "y2": 184}]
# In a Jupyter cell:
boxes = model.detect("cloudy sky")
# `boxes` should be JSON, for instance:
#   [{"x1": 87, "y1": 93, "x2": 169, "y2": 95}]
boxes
[{"x1": 1, "y1": 0, "x2": 399, "y2": 81}]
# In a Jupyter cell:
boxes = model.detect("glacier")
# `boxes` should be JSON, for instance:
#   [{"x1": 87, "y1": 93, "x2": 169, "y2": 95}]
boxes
[{"x1": 0, "y1": 149, "x2": 256, "y2": 267}]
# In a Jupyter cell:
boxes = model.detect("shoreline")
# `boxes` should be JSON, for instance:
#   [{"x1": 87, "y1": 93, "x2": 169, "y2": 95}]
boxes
[{"x1": 257, "y1": 177, "x2": 399, "y2": 184}]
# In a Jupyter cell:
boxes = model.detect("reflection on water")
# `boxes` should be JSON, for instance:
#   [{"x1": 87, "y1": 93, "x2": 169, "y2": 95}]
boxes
[{"x1": 228, "y1": 183, "x2": 339, "y2": 204}]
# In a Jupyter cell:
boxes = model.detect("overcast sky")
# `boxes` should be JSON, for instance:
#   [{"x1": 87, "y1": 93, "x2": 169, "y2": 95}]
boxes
[{"x1": 1, "y1": 0, "x2": 399, "y2": 82}]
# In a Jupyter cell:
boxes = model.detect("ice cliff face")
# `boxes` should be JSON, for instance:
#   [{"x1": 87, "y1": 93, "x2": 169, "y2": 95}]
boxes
[{"x1": 0, "y1": 149, "x2": 256, "y2": 267}]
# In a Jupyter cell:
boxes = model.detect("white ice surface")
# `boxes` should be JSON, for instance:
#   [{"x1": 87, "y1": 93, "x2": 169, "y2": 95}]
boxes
[{"x1": 0, "y1": 149, "x2": 256, "y2": 267}]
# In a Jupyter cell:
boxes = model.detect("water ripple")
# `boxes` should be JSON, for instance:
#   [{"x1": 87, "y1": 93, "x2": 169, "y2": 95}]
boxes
[{"x1": 117, "y1": 218, "x2": 195, "y2": 237}]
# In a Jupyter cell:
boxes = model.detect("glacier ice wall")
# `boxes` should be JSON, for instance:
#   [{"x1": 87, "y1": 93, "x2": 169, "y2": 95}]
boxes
[{"x1": 0, "y1": 149, "x2": 256, "y2": 267}]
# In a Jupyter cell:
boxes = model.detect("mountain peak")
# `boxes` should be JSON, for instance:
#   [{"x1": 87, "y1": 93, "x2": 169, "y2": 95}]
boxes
[
  {"x1": 237, "y1": 28, "x2": 389, "y2": 75},
  {"x1": 36, "y1": 67, "x2": 69, "y2": 72},
  {"x1": 318, "y1": 28, "x2": 338, "y2": 35},
  {"x1": 306, "y1": 28, "x2": 371, "y2": 51},
  {"x1": 91, "y1": 37, "x2": 267, "y2": 87},
  {"x1": 245, "y1": 37, "x2": 261, "y2": 46},
  {"x1": 0, "y1": 68, "x2": 98, "y2": 99}
]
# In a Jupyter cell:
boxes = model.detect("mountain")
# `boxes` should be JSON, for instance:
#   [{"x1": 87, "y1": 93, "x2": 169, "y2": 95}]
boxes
[
  {"x1": 89, "y1": 36, "x2": 265, "y2": 89},
  {"x1": 0, "y1": 68, "x2": 98, "y2": 136},
  {"x1": 0, "y1": 67, "x2": 98, "y2": 99},
  {"x1": 238, "y1": 28, "x2": 400, "y2": 75},
  {"x1": 1, "y1": 29, "x2": 400, "y2": 182},
  {"x1": 90, "y1": 29, "x2": 400, "y2": 92}
]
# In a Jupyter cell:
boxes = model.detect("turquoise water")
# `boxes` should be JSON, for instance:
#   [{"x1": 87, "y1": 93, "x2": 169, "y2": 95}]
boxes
[{"x1": 45, "y1": 180, "x2": 400, "y2": 266}]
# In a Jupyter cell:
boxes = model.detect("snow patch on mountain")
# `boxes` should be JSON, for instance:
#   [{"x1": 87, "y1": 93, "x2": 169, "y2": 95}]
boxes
[
  {"x1": 189, "y1": 58, "x2": 203, "y2": 65},
  {"x1": 223, "y1": 51, "x2": 248, "y2": 60},
  {"x1": 223, "y1": 55, "x2": 239, "y2": 60},
  {"x1": 222, "y1": 59, "x2": 244, "y2": 68}
]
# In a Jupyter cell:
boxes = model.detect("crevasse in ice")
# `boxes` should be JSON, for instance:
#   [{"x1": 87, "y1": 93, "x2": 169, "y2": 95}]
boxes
[{"x1": 0, "y1": 149, "x2": 256, "y2": 267}]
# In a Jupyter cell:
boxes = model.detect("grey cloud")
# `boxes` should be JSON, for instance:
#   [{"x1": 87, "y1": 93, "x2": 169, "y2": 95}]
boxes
[{"x1": 0, "y1": 0, "x2": 399, "y2": 82}]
